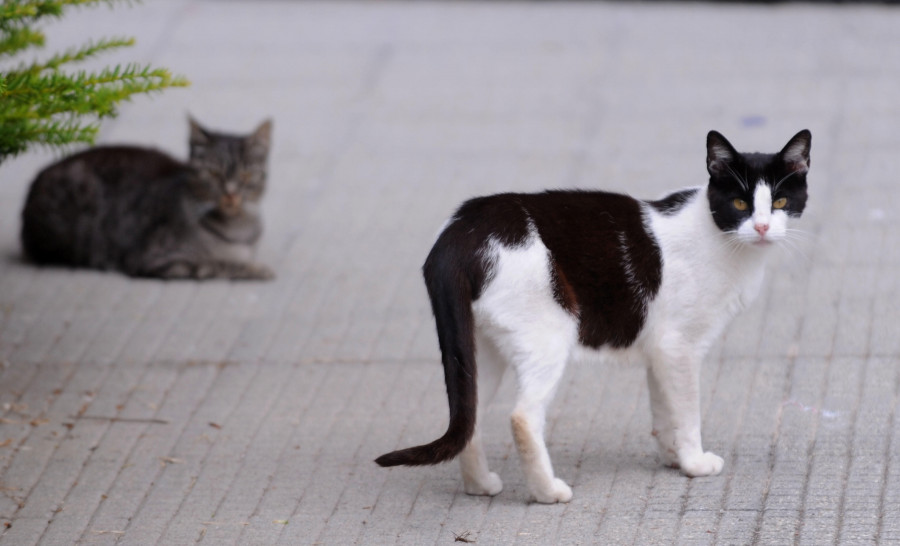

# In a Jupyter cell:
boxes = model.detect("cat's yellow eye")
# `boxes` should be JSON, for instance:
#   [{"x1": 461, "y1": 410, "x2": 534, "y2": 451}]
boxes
[
  {"x1": 733, "y1": 198, "x2": 748, "y2": 211},
  {"x1": 773, "y1": 197, "x2": 788, "y2": 209}
]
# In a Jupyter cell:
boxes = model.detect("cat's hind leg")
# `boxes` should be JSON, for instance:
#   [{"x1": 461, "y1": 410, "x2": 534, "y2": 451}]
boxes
[
  {"x1": 505, "y1": 330, "x2": 575, "y2": 504},
  {"x1": 458, "y1": 332, "x2": 506, "y2": 496},
  {"x1": 472, "y1": 234, "x2": 576, "y2": 502}
]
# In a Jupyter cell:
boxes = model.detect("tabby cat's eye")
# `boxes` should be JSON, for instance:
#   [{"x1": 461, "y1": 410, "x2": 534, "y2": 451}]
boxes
[
  {"x1": 773, "y1": 197, "x2": 787, "y2": 209},
  {"x1": 733, "y1": 198, "x2": 748, "y2": 211}
]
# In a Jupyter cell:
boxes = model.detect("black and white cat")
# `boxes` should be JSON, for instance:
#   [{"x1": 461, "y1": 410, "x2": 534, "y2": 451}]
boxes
[{"x1": 377, "y1": 130, "x2": 811, "y2": 503}]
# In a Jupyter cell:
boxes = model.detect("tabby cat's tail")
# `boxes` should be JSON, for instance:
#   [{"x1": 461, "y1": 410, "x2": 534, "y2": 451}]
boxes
[{"x1": 375, "y1": 234, "x2": 478, "y2": 467}]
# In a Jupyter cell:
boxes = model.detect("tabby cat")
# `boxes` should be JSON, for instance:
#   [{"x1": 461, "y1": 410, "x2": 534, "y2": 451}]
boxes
[
  {"x1": 21, "y1": 117, "x2": 273, "y2": 280},
  {"x1": 377, "y1": 130, "x2": 811, "y2": 503}
]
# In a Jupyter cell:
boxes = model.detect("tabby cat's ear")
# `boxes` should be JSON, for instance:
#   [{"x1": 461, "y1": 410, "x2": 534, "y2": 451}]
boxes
[
  {"x1": 779, "y1": 129, "x2": 811, "y2": 175},
  {"x1": 188, "y1": 116, "x2": 211, "y2": 146},
  {"x1": 252, "y1": 119, "x2": 273, "y2": 147},
  {"x1": 706, "y1": 130, "x2": 738, "y2": 176}
]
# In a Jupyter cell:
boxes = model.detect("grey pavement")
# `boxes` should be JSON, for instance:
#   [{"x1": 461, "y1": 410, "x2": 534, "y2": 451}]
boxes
[{"x1": 1, "y1": 1, "x2": 899, "y2": 544}]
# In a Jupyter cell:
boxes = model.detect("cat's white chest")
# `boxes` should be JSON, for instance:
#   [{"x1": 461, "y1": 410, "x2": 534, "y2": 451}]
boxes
[{"x1": 645, "y1": 191, "x2": 769, "y2": 348}]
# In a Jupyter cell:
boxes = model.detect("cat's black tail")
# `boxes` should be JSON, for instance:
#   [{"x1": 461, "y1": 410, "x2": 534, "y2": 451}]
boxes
[{"x1": 375, "y1": 229, "x2": 481, "y2": 467}]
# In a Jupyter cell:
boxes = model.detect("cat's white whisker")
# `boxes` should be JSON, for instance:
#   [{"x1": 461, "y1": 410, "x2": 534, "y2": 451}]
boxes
[
  {"x1": 783, "y1": 227, "x2": 814, "y2": 242},
  {"x1": 776, "y1": 237, "x2": 811, "y2": 264}
]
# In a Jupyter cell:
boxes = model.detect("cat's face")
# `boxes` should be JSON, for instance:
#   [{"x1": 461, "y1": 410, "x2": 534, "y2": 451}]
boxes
[
  {"x1": 706, "y1": 130, "x2": 810, "y2": 246},
  {"x1": 187, "y1": 117, "x2": 272, "y2": 217}
]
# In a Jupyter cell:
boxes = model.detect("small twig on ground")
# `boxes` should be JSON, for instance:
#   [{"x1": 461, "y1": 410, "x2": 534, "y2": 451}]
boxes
[{"x1": 158, "y1": 456, "x2": 184, "y2": 468}]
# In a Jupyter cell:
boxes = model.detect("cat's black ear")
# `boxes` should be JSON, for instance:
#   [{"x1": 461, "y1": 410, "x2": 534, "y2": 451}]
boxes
[
  {"x1": 188, "y1": 116, "x2": 211, "y2": 146},
  {"x1": 779, "y1": 129, "x2": 811, "y2": 175},
  {"x1": 706, "y1": 131, "x2": 738, "y2": 176},
  {"x1": 251, "y1": 119, "x2": 273, "y2": 147}
]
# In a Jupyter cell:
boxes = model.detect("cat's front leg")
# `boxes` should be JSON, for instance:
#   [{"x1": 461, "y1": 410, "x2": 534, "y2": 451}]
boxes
[
  {"x1": 201, "y1": 261, "x2": 274, "y2": 281},
  {"x1": 647, "y1": 367, "x2": 679, "y2": 469},
  {"x1": 648, "y1": 348, "x2": 723, "y2": 478}
]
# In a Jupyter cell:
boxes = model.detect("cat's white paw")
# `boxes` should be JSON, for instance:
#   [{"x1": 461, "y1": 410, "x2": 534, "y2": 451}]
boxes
[
  {"x1": 679, "y1": 451, "x2": 724, "y2": 477},
  {"x1": 464, "y1": 472, "x2": 503, "y2": 496},
  {"x1": 532, "y1": 478, "x2": 573, "y2": 504}
]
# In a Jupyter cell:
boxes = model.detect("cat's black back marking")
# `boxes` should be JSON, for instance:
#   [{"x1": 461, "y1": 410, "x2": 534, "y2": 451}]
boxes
[
  {"x1": 444, "y1": 190, "x2": 663, "y2": 349},
  {"x1": 520, "y1": 191, "x2": 662, "y2": 348},
  {"x1": 649, "y1": 188, "x2": 699, "y2": 216}
]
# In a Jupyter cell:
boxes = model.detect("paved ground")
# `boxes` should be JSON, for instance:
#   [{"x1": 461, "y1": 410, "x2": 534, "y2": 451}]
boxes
[{"x1": 1, "y1": 1, "x2": 899, "y2": 544}]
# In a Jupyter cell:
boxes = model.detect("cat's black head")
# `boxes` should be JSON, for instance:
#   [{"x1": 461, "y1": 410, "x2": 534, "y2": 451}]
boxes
[
  {"x1": 706, "y1": 129, "x2": 810, "y2": 245},
  {"x1": 187, "y1": 117, "x2": 272, "y2": 217}
]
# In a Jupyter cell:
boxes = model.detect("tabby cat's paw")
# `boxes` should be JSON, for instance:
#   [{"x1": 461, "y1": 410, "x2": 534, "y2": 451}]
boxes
[
  {"x1": 464, "y1": 472, "x2": 503, "y2": 497},
  {"x1": 532, "y1": 478, "x2": 573, "y2": 504},
  {"x1": 679, "y1": 451, "x2": 724, "y2": 478},
  {"x1": 230, "y1": 263, "x2": 274, "y2": 281},
  {"x1": 249, "y1": 264, "x2": 275, "y2": 280}
]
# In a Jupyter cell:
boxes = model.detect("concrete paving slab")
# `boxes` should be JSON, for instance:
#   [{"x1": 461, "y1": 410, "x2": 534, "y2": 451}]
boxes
[{"x1": 1, "y1": 1, "x2": 900, "y2": 544}]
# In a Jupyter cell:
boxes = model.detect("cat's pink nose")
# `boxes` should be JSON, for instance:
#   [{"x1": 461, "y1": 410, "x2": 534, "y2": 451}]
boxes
[{"x1": 754, "y1": 223, "x2": 769, "y2": 236}]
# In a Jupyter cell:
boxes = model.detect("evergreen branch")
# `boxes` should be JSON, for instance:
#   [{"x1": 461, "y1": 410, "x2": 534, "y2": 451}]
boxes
[
  {"x1": 0, "y1": 0, "x2": 187, "y2": 163},
  {"x1": 0, "y1": 0, "x2": 119, "y2": 29},
  {"x1": 0, "y1": 2, "x2": 63, "y2": 26},
  {"x1": 3, "y1": 63, "x2": 187, "y2": 105},
  {"x1": 0, "y1": 116, "x2": 98, "y2": 158},
  {"x1": 30, "y1": 37, "x2": 135, "y2": 71},
  {"x1": 39, "y1": 67, "x2": 187, "y2": 118},
  {"x1": 0, "y1": 26, "x2": 45, "y2": 57}
]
